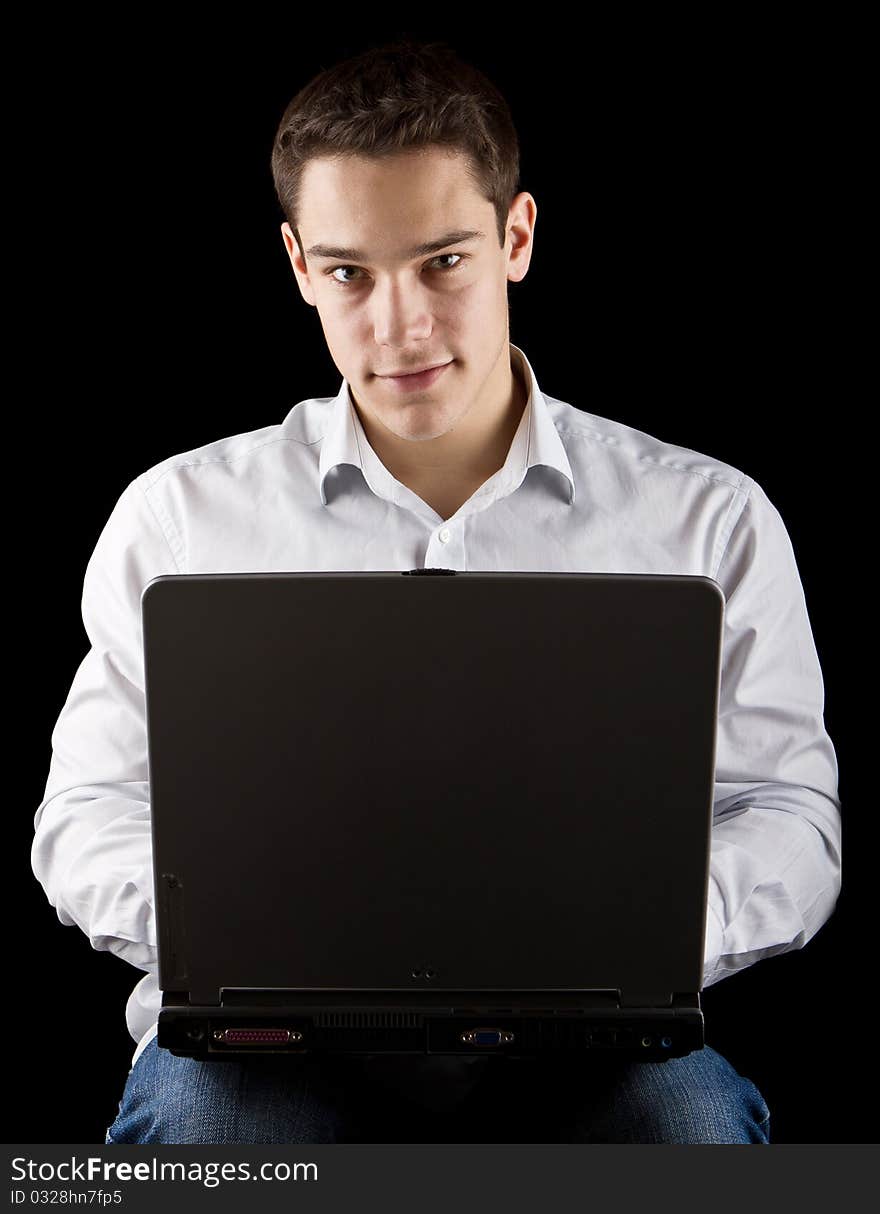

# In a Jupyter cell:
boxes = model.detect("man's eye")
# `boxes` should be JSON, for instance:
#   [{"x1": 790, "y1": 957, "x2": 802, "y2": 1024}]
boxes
[
  {"x1": 327, "y1": 252, "x2": 465, "y2": 288},
  {"x1": 328, "y1": 265, "x2": 364, "y2": 286}
]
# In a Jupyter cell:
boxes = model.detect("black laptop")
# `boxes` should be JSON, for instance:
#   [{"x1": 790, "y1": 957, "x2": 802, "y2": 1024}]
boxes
[{"x1": 141, "y1": 569, "x2": 724, "y2": 1062}]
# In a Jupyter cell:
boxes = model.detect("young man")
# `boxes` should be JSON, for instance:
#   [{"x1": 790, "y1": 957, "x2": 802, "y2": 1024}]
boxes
[{"x1": 31, "y1": 38, "x2": 839, "y2": 1144}]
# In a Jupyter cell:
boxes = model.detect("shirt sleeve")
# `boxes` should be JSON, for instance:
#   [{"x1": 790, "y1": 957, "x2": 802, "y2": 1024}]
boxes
[
  {"x1": 31, "y1": 477, "x2": 180, "y2": 975},
  {"x1": 701, "y1": 476, "x2": 842, "y2": 987}
]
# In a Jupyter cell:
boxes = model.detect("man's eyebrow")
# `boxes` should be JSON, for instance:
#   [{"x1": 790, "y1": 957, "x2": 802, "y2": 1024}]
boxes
[{"x1": 305, "y1": 229, "x2": 487, "y2": 262}]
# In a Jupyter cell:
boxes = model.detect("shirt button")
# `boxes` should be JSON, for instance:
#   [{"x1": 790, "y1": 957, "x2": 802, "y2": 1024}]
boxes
[{"x1": 439, "y1": 527, "x2": 451, "y2": 543}]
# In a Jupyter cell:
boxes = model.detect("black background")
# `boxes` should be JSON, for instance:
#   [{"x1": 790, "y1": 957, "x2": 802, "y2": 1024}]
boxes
[{"x1": 12, "y1": 14, "x2": 867, "y2": 1144}]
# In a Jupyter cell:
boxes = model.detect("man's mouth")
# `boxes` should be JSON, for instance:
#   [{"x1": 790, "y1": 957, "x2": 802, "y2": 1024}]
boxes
[{"x1": 376, "y1": 361, "x2": 453, "y2": 392}]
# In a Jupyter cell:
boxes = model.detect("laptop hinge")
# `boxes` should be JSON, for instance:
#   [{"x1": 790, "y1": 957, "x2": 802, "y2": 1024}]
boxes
[{"x1": 618, "y1": 990, "x2": 674, "y2": 1008}]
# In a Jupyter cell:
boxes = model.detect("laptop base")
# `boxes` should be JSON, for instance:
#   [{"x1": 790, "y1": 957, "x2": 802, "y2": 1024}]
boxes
[{"x1": 157, "y1": 991, "x2": 704, "y2": 1061}]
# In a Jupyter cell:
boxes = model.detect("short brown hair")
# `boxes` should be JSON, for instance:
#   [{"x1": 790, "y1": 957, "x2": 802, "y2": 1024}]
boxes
[{"x1": 270, "y1": 37, "x2": 521, "y2": 263}]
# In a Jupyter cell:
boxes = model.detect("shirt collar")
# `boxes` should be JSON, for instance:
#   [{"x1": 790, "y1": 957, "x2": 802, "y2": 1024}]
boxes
[{"x1": 318, "y1": 342, "x2": 575, "y2": 508}]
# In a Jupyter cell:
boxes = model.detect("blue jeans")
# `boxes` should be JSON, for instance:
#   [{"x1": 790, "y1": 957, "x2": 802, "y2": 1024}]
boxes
[{"x1": 104, "y1": 1039, "x2": 770, "y2": 1144}]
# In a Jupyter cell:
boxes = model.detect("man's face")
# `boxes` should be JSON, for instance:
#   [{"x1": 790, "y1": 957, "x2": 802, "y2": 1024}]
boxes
[{"x1": 282, "y1": 148, "x2": 531, "y2": 446}]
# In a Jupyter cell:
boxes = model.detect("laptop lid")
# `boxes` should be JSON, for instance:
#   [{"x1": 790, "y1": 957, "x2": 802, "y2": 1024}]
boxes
[{"x1": 142, "y1": 571, "x2": 723, "y2": 1013}]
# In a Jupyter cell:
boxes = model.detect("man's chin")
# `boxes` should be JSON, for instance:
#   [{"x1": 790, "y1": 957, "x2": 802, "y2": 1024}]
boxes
[{"x1": 382, "y1": 412, "x2": 460, "y2": 443}]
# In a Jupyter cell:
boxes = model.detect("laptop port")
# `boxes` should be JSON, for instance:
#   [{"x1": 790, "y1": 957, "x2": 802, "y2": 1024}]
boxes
[
  {"x1": 212, "y1": 1028, "x2": 301, "y2": 1045},
  {"x1": 460, "y1": 1029, "x2": 515, "y2": 1046}
]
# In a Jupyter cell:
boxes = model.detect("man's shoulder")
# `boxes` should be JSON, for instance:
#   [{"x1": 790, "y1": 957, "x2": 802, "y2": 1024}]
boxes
[
  {"x1": 544, "y1": 394, "x2": 749, "y2": 493},
  {"x1": 131, "y1": 396, "x2": 335, "y2": 493}
]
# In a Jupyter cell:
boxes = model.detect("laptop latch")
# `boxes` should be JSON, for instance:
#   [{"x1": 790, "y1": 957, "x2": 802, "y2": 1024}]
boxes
[{"x1": 618, "y1": 990, "x2": 674, "y2": 1008}]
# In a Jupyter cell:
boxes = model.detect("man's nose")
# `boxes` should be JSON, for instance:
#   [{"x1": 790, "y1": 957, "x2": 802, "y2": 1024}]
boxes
[{"x1": 371, "y1": 276, "x2": 433, "y2": 346}]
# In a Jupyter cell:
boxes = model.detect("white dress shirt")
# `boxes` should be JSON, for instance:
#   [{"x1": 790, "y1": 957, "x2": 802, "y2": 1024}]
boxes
[{"x1": 31, "y1": 342, "x2": 842, "y2": 1072}]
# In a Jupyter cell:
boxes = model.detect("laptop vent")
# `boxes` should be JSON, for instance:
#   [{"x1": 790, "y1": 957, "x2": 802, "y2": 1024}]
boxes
[{"x1": 314, "y1": 1011, "x2": 423, "y2": 1029}]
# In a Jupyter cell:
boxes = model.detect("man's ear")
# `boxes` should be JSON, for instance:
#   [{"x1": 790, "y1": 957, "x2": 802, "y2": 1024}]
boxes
[
  {"x1": 505, "y1": 193, "x2": 537, "y2": 285},
  {"x1": 281, "y1": 222, "x2": 317, "y2": 307}
]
